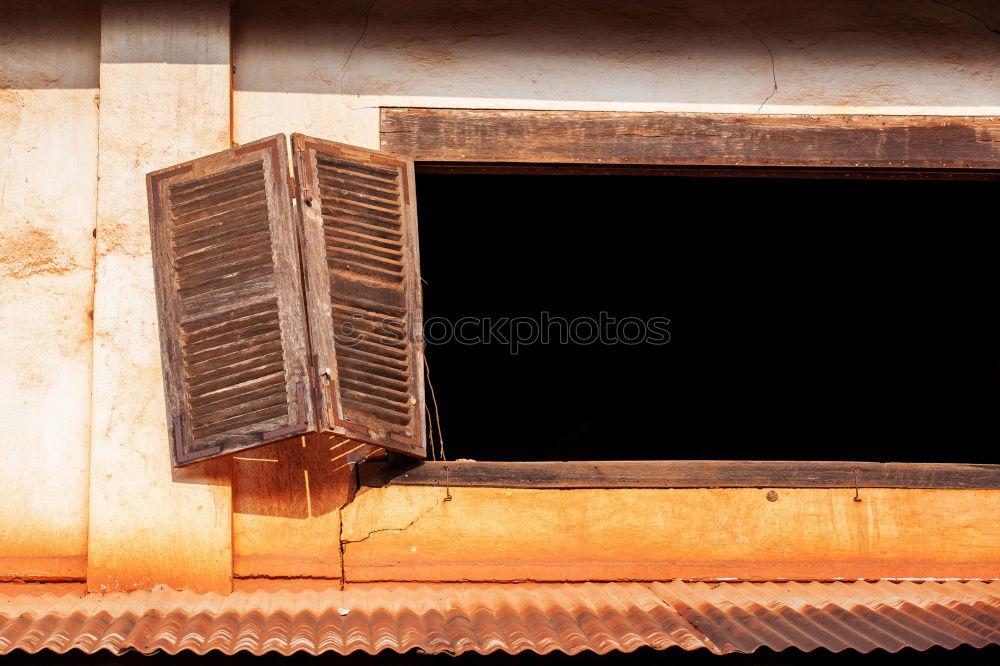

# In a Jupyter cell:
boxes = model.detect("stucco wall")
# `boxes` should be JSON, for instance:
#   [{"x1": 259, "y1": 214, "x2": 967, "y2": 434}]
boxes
[
  {"x1": 0, "y1": 0, "x2": 997, "y2": 588},
  {"x1": 0, "y1": 1, "x2": 99, "y2": 579},
  {"x1": 233, "y1": 0, "x2": 1000, "y2": 145},
  {"x1": 87, "y1": 0, "x2": 233, "y2": 593},
  {"x1": 341, "y1": 486, "x2": 1000, "y2": 582},
  {"x1": 227, "y1": 0, "x2": 999, "y2": 580}
]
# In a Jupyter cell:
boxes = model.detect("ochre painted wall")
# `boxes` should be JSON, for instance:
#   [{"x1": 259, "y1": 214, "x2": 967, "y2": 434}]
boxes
[
  {"x1": 341, "y1": 486, "x2": 1000, "y2": 582},
  {"x1": 232, "y1": 434, "x2": 360, "y2": 580}
]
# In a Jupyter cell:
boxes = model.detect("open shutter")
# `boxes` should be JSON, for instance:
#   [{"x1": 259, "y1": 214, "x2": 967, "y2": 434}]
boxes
[
  {"x1": 292, "y1": 134, "x2": 425, "y2": 457},
  {"x1": 148, "y1": 135, "x2": 315, "y2": 466}
]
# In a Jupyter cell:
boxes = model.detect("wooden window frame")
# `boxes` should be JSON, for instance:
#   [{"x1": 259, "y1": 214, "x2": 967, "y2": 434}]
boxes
[
  {"x1": 362, "y1": 460, "x2": 1000, "y2": 490},
  {"x1": 373, "y1": 107, "x2": 1000, "y2": 489},
  {"x1": 380, "y1": 108, "x2": 1000, "y2": 173}
]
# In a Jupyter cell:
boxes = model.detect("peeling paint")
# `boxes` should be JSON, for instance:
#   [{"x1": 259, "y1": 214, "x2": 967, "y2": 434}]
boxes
[{"x1": 342, "y1": 496, "x2": 444, "y2": 546}]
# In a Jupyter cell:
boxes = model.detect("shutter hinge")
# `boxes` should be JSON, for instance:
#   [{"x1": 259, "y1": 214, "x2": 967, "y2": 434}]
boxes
[
  {"x1": 262, "y1": 382, "x2": 310, "y2": 440},
  {"x1": 172, "y1": 414, "x2": 186, "y2": 459},
  {"x1": 309, "y1": 354, "x2": 328, "y2": 428},
  {"x1": 326, "y1": 379, "x2": 367, "y2": 435},
  {"x1": 294, "y1": 147, "x2": 314, "y2": 206},
  {"x1": 171, "y1": 414, "x2": 221, "y2": 465}
]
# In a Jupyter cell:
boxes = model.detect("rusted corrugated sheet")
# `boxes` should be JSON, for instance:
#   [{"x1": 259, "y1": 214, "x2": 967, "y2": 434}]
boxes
[
  {"x1": 655, "y1": 580, "x2": 1000, "y2": 654},
  {"x1": 0, "y1": 581, "x2": 997, "y2": 656}
]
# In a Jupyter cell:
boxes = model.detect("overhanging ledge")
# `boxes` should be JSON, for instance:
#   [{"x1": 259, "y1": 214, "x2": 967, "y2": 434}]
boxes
[{"x1": 360, "y1": 460, "x2": 1000, "y2": 490}]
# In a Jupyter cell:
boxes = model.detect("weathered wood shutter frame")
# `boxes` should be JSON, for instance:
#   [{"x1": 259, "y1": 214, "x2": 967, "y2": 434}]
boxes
[
  {"x1": 292, "y1": 134, "x2": 426, "y2": 457},
  {"x1": 148, "y1": 135, "x2": 316, "y2": 466}
]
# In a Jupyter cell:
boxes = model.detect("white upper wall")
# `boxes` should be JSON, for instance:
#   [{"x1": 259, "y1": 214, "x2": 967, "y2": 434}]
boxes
[
  {"x1": 0, "y1": 0, "x2": 99, "y2": 577},
  {"x1": 234, "y1": 0, "x2": 1000, "y2": 145}
]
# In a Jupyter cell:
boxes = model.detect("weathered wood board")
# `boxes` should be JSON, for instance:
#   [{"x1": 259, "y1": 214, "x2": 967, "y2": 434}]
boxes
[
  {"x1": 381, "y1": 109, "x2": 1000, "y2": 169},
  {"x1": 362, "y1": 460, "x2": 1000, "y2": 490}
]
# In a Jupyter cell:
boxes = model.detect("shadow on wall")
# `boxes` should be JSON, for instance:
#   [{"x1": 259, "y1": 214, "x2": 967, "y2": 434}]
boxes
[
  {"x1": 231, "y1": 0, "x2": 1000, "y2": 108},
  {"x1": 0, "y1": 0, "x2": 100, "y2": 88},
  {"x1": 231, "y1": 434, "x2": 362, "y2": 518}
]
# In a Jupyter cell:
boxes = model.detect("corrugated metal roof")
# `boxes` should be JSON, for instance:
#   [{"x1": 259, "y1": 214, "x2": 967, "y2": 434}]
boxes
[{"x1": 0, "y1": 581, "x2": 997, "y2": 656}]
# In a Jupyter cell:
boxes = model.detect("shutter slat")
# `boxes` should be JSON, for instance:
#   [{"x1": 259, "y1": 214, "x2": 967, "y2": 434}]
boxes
[
  {"x1": 173, "y1": 205, "x2": 270, "y2": 245},
  {"x1": 328, "y1": 260, "x2": 404, "y2": 285},
  {"x1": 192, "y1": 404, "x2": 289, "y2": 439},
  {"x1": 183, "y1": 313, "x2": 279, "y2": 354},
  {"x1": 316, "y1": 155, "x2": 400, "y2": 181},
  {"x1": 338, "y1": 340, "x2": 409, "y2": 366},
  {"x1": 325, "y1": 229, "x2": 404, "y2": 256},
  {"x1": 317, "y1": 175, "x2": 400, "y2": 198},
  {"x1": 186, "y1": 338, "x2": 284, "y2": 374},
  {"x1": 327, "y1": 243, "x2": 404, "y2": 268},
  {"x1": 342, "y1": 399, "x2": 412, "y2": 427},
  {"x1": 294, "y1": 134, "x2": 425, "y2": 457},
  {"x1": 149, "y1": 134, "x2": 316, "y2": 466},
  {"x1": 169, "y1": 161, "x2": 263, "y2": 196},
  {"x1": 188, "y1": 375, "x2": 287, "y2": 412},
  {"x1": 339, "y1": 366, "x2": 411, "y2": 393},
  {"x1": 336, "y1": 345, "x2": 409, "y2": 372},
  {"x1": 322, "y1": 216, "x2": 404, "y2": 241},
  {"x1": 175, "y1": 237, "x2": 273, "y2": 275}
]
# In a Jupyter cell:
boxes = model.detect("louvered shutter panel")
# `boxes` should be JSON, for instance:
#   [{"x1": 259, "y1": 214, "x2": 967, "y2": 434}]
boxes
[
  {"x1": 148, "y1": 135, "x2": 315, "y2": 466},
  {"x1": 292, "y1": 134, "x2": 426, "y2": 457}
]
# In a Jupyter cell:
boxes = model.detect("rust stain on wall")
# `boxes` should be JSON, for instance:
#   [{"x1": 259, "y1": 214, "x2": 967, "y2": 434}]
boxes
[{"x1": 0, "y1": 227, "x2": 80, "y2": 279}]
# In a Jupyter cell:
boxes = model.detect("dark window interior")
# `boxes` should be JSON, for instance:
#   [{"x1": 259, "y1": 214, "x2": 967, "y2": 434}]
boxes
[{"x1": 416, "y1": 173, "x2": 997, "y2": 463}]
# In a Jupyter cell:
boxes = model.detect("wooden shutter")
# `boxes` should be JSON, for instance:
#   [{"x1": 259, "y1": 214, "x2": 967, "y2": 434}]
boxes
[
  {"x1": 292, "y1": 134, "x2": 425, "y2": 457},
  {"x1": 148, "y1": 135, "x2": 315, "y2": 466}
]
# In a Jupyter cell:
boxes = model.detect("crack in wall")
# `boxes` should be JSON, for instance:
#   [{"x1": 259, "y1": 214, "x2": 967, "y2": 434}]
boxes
[
  {"x1": 338, "y1": 0, "x2": 378, "y2": 93},
  {"x1": 341, "y1": 495, "x2": 443, "y2": 546},
  {"x1": 721, "y1": 0, "x2": 778, "y2": 113},
  {"x1": 338, "y1": 505, "x2": 346, "y2": 590},
  {"x1": 930, "y1": 0, "x2": 1000, "y2": 36},
  {"x1": 338, "y1": 490, "x2": 447, "y2": 588}
]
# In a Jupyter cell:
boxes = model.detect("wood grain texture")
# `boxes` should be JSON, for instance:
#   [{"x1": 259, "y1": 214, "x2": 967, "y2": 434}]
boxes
[
  {"x1": 342, "y1": 486, "x2": 1000, "y2": 582},
  {"x1": 292, "y1": 134, "x2": 425, "y2": 458},
  {"x1": 415, "y1": 162, "x2": 1000, "y2": 180},
  {"x1": 380, "y1": 109, "x2": 1000, "y2": 168},
  {"x1": 361, "y1": 460, "x2": 1000, "y2": 490},
  {"x1": 148, "y1": 135, "x2": 315, "y2": 466}
]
